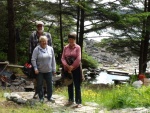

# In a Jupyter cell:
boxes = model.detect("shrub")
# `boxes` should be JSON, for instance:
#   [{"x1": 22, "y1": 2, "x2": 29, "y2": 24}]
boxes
[
  {"x1": 0, "y1": 52, "x2": 7, "y2": 61},
  {"x1": 82, "y1": 52, "x2": 98, "y2": 68}
]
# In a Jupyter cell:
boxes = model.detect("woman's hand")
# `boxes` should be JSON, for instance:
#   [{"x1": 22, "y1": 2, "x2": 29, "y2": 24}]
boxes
[
  {"x1": 67, "y1": 65, "x2": 73, "y2": 72},
  {"x1": 66, "y1": 64, "x2": 74, "y2": 73},
  {"x1": 35, "y1": 69, "x2": 39, "y2": 74}
]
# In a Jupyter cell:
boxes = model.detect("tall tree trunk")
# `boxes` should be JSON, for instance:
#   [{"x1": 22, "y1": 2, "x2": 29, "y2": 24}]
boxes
[
  {"x1": 76, "y1": 0, "x2": 80, "y2": 44},
  {"x1": 59, "y1": 0, "x2": 63, "y2": 52},
  {"x1": 139, "y1": 0, "x2": 150, "y2": 74},
  {"x1": 7, "y1": 0, "x2": 16, "y2": 63},
  {"x1": 139, "y1": 30, "x2": 146, "y2": 74},
  {"x1": 79, "y1": 2, "x2": 84, "y2": 54}
]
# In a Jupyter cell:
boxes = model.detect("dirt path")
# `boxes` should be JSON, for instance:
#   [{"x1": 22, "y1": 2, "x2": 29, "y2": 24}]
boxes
[
  {"x1": 49, "y1": 94, "x2": 99, "y2": 113},
  {"x1": 7, "y1": 92, "x2": 99, "y2": 113}
]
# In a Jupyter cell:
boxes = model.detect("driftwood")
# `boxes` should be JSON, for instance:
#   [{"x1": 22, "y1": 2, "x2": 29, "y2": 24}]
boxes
[
  {"x1": 7, "y1": 64, "x2": 24, "y2": 68},
  {"x1": 0, "y1": 62, "x2": 24, "y2": 68}
]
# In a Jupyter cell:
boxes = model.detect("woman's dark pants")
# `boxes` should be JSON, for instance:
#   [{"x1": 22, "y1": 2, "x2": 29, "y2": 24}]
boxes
[
  {"x1": 36, "y1": 72, "x2": 53, "y2": 100},
  {"x1": 68, "y1": 66, "x2": 81, "y2": 104}
]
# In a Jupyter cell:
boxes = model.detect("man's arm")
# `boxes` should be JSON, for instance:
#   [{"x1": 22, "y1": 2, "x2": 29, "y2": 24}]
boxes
[
  {"x1": 28, "y1": 34, "x2": 33, "y2": 63},
  {"x1": 46, "y1": 32, "x2": 52, "y2": 46},
  {"x1": 29, "y1": 31, "x2": 36, "y2": 63}
]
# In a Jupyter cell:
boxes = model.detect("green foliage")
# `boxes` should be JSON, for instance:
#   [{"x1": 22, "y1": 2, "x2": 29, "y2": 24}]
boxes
[
  {"x1": 82, "y1": 51, "x2": 98, "y2": 68},
  {"x1": 120, "y1": 0, "x2": 130, "y2": 6},
  {"x1": 13, "y1": 0, "x2": 76, "y2": 65},
  {"x1": 129, "y1": 74, "x2": 138, "y2": 84},
  {"x1": 106, "y1": 85, "x2": 150, "y2": 109},
  {"x1": 0, "y1": 52, "x2": 7, "y2": 61},
  {"x1": 0, "y1": 0, "x2": 148, "y2": 69},
  {"x1": 0, "y1": 1, "x2": 8, "y2": 54},
  {"x1": 55, "y1": 83, "x2": 150, "y2": 109},
  {"x1": 16, "y1": 38, "x2": 29, "y2": 65}
]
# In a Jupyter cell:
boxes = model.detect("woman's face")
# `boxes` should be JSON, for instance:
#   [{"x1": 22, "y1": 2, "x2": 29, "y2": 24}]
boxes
[
  {"x1": 40, "y1": 40, "x2": 47, "y2": 48},
  {"x1": 68, "y1": 38, "x2": 75, "y2": 46}
]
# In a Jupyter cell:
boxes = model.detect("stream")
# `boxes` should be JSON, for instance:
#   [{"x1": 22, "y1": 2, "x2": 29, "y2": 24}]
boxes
[{"x1": 90, "y1": 71, "x2": 130, "y2": 84}]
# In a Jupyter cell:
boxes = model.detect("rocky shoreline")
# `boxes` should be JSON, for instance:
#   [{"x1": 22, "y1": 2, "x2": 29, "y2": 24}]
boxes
[{"x1": 84, "y1": 39, "x2": 150, "y2": 75}]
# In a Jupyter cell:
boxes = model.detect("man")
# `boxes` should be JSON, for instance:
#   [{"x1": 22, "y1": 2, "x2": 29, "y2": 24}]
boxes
[
  {"x1": 29, "y1": 20, "x2": 53, "y2": 99},
  {"x1": 29, "y1": 21, "x2": 52, "y2": 60}
]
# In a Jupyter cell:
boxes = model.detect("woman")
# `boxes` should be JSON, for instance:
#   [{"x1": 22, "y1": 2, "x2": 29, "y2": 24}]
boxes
[
  {"x1": 61, "y1": 32, "x2": 82, "y2": 108},
  {"x1": 31, "y1": 35, "x2": 56, "y2": 103},
  {"x1": 29, "y1": 21, "x2": 53, "y2": 99}
]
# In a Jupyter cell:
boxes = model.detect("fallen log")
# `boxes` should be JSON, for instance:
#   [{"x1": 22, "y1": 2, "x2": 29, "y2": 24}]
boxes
[
  {"x1": 7, "y1": 64, "x2": 24, "y2": 68},
  {"x1": 0, "y1": 62, "x2": 24, "y2": 68}
]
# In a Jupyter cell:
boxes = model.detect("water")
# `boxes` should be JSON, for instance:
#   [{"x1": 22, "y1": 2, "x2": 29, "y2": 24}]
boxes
[{"x1": 91, "y1": 71, "x2": 130, "y2": 84}]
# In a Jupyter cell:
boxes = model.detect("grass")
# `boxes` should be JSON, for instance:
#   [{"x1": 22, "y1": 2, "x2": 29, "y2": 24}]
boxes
[
  {"x1": 0, "y1": 104, "x2": 52, "y2": 113},
  {"x1": 1, "y1": 82, "x2": 150, "y2": 112},
  {"x1": 55, "y1": 82, "x2": 150, "y2": 110},
  {"x1": 0, "y1": 88, "x2": 52, "y2": 113}
]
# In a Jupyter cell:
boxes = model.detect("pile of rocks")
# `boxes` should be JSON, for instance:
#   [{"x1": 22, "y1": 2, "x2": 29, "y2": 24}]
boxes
[
  {"x1": 84, "y1": 39, "x2": 139, "y2": 74},
  {"x1": 4, "y1": 92, "x2": 34, "y2": 104}
]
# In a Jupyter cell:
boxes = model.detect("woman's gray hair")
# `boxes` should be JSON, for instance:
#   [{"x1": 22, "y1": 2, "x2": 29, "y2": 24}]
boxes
[{"x1": 39, "y1": 36, "x2": 48, "y2": 42}]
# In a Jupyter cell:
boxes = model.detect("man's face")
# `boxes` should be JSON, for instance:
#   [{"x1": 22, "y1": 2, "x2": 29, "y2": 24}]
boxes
[{"x1": 37, "y1": 24, "x2": 44, "y2": 33}]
